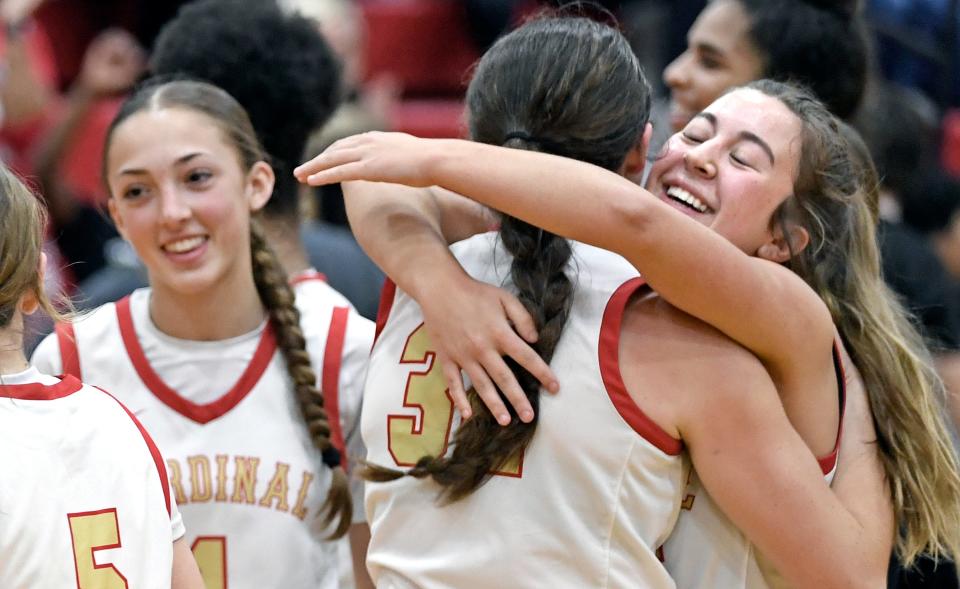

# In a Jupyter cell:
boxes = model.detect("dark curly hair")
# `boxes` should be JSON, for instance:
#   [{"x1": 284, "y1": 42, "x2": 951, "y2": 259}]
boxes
[{"x1": 151, "y1": 0, "x2": 342, "y2": 218}]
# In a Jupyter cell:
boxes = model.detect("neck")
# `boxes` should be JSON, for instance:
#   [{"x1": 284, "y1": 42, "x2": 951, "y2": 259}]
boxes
[
  {"x1": 148, "y1": 271, "x2": 266, "y2": 341},
  {"x1": 0, "y1": 321, "x2": 28, "y2": 375},
  {"x1": 260, "y1": 215, "x2": 310, "y2": 276}
]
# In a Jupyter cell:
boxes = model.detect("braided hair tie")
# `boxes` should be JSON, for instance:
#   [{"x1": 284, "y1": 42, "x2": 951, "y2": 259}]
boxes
[
  {"x1": 322, "y1": 446, "x2": 342, "y2": 469},
  {"x1": 503, "y1": 131, "x2": 566, "y2": 155}
]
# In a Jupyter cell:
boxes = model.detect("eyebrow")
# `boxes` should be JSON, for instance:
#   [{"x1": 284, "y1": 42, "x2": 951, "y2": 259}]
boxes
[
  {"x1": 694, "y1": 42, "x2": 725, "y2": 59},
  {"x1": 693, "y1": 112, "x2": 776, "y2": 165},
  {"x1": 117, "y1": 152, "x2": 205, "y2": 176}
]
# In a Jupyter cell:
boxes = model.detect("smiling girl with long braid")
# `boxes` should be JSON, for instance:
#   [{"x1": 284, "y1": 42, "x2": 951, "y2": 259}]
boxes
[{"x1": 32, "y1": 80, "x2": 374, "y2": 588}]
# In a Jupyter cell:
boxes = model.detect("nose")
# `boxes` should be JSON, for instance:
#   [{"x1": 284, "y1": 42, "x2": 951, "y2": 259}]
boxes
[
  {"x1": 158, "y1": 185, "x2": 191, "y2": 227},
  {"x1": 663, "y1": 52, "x2": 688, "y2": 90},
  {"x1": 683, "y1": 143, "x2": 717, "y2": 179}
]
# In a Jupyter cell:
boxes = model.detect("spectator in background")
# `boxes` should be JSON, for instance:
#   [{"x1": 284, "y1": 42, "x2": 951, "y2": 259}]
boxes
[
  {"x1": 868, "y1": 0, "x2": 960, "y2": 106},
  {"x1": 0, "y1": 0, "x2": 59, "y2": 175},
  {"x1": 902, "y1": 174, "x2": 960, "y2": 283},
  {"x1": 653, "y1": 0, "x2": 868, "y2": 153},
  {"x1": 852, "y1": 81, "x2": 960, "y2": 354},
  {"x1": 33, "y1": 28, "x2": 145, "y2": 287}
]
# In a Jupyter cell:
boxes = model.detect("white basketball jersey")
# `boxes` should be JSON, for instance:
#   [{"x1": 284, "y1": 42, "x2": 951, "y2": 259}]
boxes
[
  {"x1": 662, "y1": 344, "x2": 847, "y2": 589},
  {"x1": 363, "y1": 233, "x2": 687, "y2": 589},
  {"x1": 0, "y1": 367, "x2": 181, "y2": 588},
  {"x1": 32, "y1": 282, "x2": 374, "y2": 589}
]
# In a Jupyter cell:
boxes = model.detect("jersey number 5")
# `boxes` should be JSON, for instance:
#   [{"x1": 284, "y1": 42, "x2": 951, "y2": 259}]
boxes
[
  {"x1": 68, "y1": 508, "x2": 128, "y2": 589},
  {"x1": 387, "y1": 324, "x2": 523, "y2": 476}
]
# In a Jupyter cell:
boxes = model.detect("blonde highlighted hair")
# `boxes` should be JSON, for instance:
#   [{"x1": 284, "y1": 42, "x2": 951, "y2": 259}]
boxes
[
  {"x1": 754, "y1": 79, "x2": 960, "y2": 565},
  {"x1": 0, "y1": 165, "x2": 67, "y2": 329}
]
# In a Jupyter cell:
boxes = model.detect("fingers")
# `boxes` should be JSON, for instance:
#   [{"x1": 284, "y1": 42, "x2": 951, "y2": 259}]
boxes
[
  {"x1": 478, "y1": 351, "x2": 535, "y2": 423},
  {"x1": 438, "y1": 352, "x2": 471, "y2": 420},
  {"x1": 462, "y1": 362, "x2": 511, "y2": 426},
  {"x1": 499, "y1": 291, "x2": 538, "y2": 343},
  {"x1": 304, "y1": 162, "x2": 369, "y2": 186},
  {"x1": 294, "y1": 140, "x2": 365, "y2": 182},
  {"x1": 501, "y1": 335, "x2": 559, "y2": 394}
]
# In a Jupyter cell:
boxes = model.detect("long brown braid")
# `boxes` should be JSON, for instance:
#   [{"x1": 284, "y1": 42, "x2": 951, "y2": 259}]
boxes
[
  {"x1": 249, "y1": 219, "x2": 352, "y2": 537},
  {"x1": 362, "y1": 16, "x2": 651, "y2": 502},
  {"x1": 104, "y1": 79, "x2": 352, "y2": 536}
]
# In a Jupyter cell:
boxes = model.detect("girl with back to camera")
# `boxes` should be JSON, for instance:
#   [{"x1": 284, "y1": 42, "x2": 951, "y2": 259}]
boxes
[
  {"x1": 32, "y1": 79, "x2": 375, "y2": 588},
  {"x1": 300, "y1": 79, "x2": 960, "y2": 585},
  {"x1": 298, "y1": 17, "x2": 915, "y2": 588},
  {"x1": 0, "y1": 163, "x2": 203, "y2": 587}
]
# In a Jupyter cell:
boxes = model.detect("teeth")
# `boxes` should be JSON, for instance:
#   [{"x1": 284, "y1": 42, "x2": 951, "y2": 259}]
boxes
[
  {"x1": 164, "y1": 236, "x2": 205, "y2": 253},
  {"x1": 666, "y1": 186, "x2": 709, "y2": 213}
]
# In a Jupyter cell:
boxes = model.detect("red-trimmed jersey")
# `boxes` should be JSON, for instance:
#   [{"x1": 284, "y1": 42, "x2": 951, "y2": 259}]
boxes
[
  {"x1": 0, "y1": 367, "x2": 182, "y2": 588},
  {"x1": 31, "y1": 284, "x2": 374, "y2": 588},
  {"x1": 661, "y1": 344, "x2": 848, "y2": 589},
  {"x1": 362, "y1": 233, "x2": 687, "y2": 589}
]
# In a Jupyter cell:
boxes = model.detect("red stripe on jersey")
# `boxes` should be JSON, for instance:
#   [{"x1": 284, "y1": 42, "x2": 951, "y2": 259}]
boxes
[
  {"x1": 97, "y1": 387, "x2": 173, "y2": 517},
  {"x1": 599, "y1": 277, "x2": 683, "y2": 456},
  {"x1": 56, "y1": 322, "x2": 82, "y2": 378},
  {"x1": 322, "y1": 306, "x2": 350, "y2": 469},
  {"x1": 0, "y1": 374, "x2": 83, "y2": 400},
  {"x1": 289, "y1": 269, "x2": 327, "y2": 286},
  {"x1": 374, "y1": 279, "x2": 398, "y2": 346},
  {"x1": 817, "y1": 341, "x2": 848, "y2": 475},
  {"x1": 115, "y1": 296, "x2": 278, "y2": 424}
]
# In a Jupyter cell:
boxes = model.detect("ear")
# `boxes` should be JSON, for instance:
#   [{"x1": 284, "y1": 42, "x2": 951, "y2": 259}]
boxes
[
  {"x1": 107, "y1": 198, "x2": 128, "y2": 241},
  {"x1": 756, "y1": 223, "x2": 810, "y2": 263},
  {"x1": 18, "y1": 253, "x2": 46, "y2": 316},
  {"x1": 621, "y1": 122, "x2": 653, "y2": 177},
  {"x1": 246, "y1": 161, "x2": 275, "y2": 212}
]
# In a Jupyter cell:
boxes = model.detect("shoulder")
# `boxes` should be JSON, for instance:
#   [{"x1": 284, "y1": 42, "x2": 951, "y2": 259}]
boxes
[
  {"x1": 620, "y1": 294, "x2": 773, "y2": 428},
  {"x1": 293, "y1": 274, "x2": 354, "y2": 310}
]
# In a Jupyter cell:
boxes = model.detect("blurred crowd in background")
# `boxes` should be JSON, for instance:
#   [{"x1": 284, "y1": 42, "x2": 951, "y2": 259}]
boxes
[{"x1": 5, "y1": 0, "x2": 960, "y2": 372}]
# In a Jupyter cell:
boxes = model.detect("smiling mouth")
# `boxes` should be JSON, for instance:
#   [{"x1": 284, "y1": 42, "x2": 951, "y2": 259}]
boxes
[
  {"x1": 162, "y1": 236, "x2": 207, "y2": 254},
  {"x1": 666, "y1": 185, "x2": 710, "y2": 213}
]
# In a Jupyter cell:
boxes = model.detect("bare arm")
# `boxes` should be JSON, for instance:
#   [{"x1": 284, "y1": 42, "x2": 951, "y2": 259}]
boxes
[
  {"x1": 33, "y1": 28, "x2": 144, "y2": 227},
  {"x1": 343, "y1": 180, "x2": 557, "y2": 423},
  {"x1": 299, "y1": 133, "x2": 834, "y2": 370},
  {"x1": 171, "y1": 537, "x2": 205, "y2": 589},
  {"x1": 349, "y1": 523, "x2": 374, "y2": 589},
  {"x1": 674, "y1": 339, "x2": 888, "y2": 588}
]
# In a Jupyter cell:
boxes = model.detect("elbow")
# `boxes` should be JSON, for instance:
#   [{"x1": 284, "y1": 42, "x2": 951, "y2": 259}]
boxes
[{"x1": 608, "y1": 190, "x2": 656, "y2": 249}]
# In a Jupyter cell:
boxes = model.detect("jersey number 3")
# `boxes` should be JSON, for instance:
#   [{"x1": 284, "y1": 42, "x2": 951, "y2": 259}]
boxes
[{"x1": 387, "y1": 324, "x2": 523, "y2": 476}]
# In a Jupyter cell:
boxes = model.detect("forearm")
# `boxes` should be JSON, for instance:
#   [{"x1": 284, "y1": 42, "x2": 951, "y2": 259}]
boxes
[
  {"x1": 349, "y1": 523, "x2": 374, "y2": 589},
  {"x1": 33, "y1": 88, "x2": 97, "y2": 226},
  {"x1": 343, "y1": 180, "x2": 473, "y2": 302},
  {"x1": 424, "y1": 140, "x2": 832, "y2": 363},
  {"x1": 1, "y1": 29, "x2": 54, "y2": 125},
  {"x1": 689, "y1": 388, "x2": 885, "y2": 588}
]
